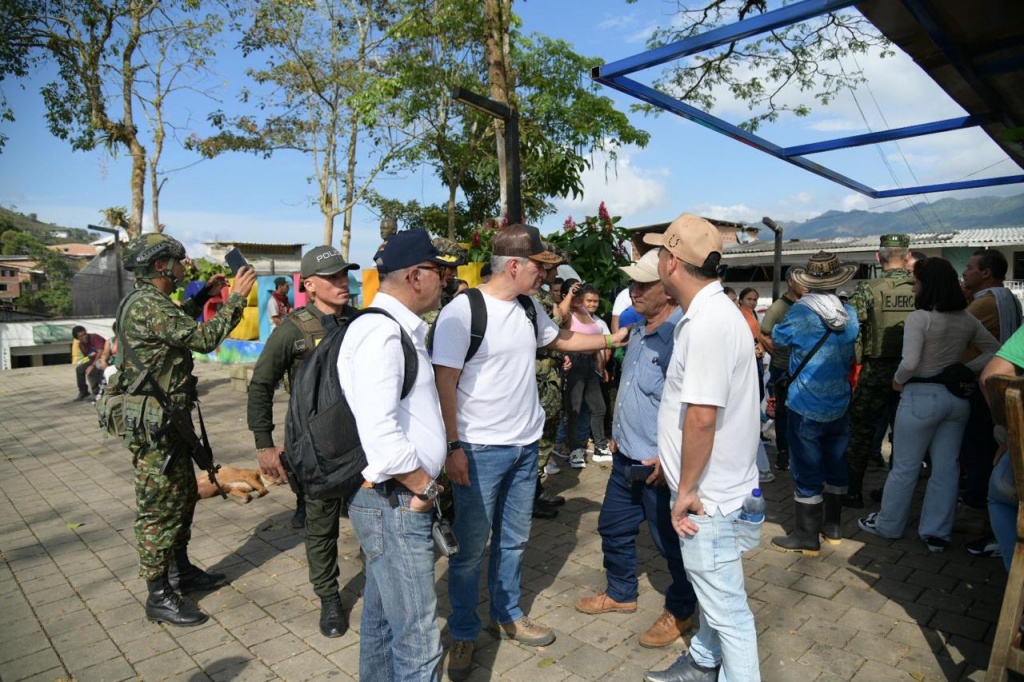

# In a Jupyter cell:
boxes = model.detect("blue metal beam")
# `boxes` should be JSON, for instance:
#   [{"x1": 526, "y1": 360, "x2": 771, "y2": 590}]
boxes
[
  {"x1": 597, "y1": 0, "x2": 858, "y2": 80},
  {"x1": 781, "y1": 116, "x2": 985, "y2": 156},
  {"x1": 873, "y1": 174, "x2": 1024, "y2": 199},
  {"x1": 591, "y1": 0, "x2": 1024, "y2": 198}
]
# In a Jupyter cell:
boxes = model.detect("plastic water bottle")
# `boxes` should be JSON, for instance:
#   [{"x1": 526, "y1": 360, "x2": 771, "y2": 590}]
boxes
[{"x1": 739, "y1": 489, "x2": 765, "y2": 523}]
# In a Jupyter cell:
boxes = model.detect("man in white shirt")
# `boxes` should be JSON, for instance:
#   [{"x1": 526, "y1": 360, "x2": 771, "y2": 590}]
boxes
[
  {"x1": 433, "y1": 224, "x2": 629, "y2": 681},
  {"x1": 643, "y1": 214, "x2": 762, "y2": 682},
  {"x1": 266, "y1": 276, "x2": 292, "y2": 328},
  {"x1": 339, "y1": 229, "x2": 455, "y2": 682}
]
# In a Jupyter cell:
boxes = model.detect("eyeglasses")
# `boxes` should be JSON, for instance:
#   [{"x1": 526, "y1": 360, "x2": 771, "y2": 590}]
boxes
[{"x1": 416, "y1": 264, "x2": 451, "y2": 281}]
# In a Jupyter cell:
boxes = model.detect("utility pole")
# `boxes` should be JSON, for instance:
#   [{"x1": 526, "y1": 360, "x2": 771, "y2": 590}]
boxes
[{"x1": 762, "y1": 217, "x2": 784, "y2": 301}]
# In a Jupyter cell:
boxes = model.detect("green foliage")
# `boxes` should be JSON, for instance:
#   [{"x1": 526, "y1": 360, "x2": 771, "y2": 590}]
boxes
[
  {"x1": 546, "y1": 201, "x2": 631, "y2": 314},
  {"x1": 626, "y1": 0, "x2": 893, "y2": 132},
  {"x1": 183, "y1": 257, "x2": 230, "y2": 283}
]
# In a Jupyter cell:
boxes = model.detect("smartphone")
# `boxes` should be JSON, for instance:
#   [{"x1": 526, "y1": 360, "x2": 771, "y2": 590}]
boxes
[
  {"x1": 224, "y1": 247, "x2": 248, "y2": 274},
  {"x1": 629, "y1": 464, "x2": 656, "y2": 483}
]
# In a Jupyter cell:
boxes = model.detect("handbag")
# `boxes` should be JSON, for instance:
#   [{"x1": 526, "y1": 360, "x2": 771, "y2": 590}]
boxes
[{"x1": 773, "y1": 328, "x2": 833, "y2": 396}]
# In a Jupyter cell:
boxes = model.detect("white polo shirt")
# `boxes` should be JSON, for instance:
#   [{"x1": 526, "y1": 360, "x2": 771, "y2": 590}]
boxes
[
  {"x1": 337, "y1": 292, "x2": 446, "y2": 483},
  {"x1": 657, "y1": 280, "x2": 760, "y2": 515}
]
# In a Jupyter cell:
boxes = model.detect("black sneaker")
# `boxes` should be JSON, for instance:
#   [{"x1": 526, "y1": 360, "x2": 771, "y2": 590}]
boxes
[
  {"x1": 966, "y1": 536, "x2": 1001, "y2": 558},
  {"x1": 842, "y1": 490, "x2": 864, "y2": 509},
  {"x1": 775, "y1": 450, "x2": 789, "y2": 471},
  {"x1": 922, "y1": 536, "x2": 949, "y2": 553}
]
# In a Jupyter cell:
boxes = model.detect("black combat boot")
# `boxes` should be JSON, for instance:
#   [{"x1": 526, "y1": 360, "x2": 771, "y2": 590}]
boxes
[
  {"x1": 168, "y1": 547, "x2": 227, "y2": 592},
  {"x1": 842, "y1": 471, "x2": 864, "y2": 509},
  {"x1": 319, "y1": 593, "x2": 345, "y2": 638},
  {"x1": 821, "y1": 492, "x2": 843, "y2": 545},
  {"x1": 291, "y1": 494, "x2": 307, "y2": 529},
  {"x1": 146, "y1": 575, "x2": 208, "y2": 626},
  {"x1": 771, "y1": 501, "x2": 823, "y2": 556}
]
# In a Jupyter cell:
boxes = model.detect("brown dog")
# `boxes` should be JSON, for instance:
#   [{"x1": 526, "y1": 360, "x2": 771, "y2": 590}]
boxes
[{"x1": 196, "y1": 467, "x2": 279, "y2": 504}]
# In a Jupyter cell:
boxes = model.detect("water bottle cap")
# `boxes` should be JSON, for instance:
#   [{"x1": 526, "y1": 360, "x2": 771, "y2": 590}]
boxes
[{"x1": 752, "y1": 489, "x2": 762, "y2": 498}]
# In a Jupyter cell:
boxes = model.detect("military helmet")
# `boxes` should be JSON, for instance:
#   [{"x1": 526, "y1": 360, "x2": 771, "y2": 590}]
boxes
[{"x1": 123, "y1": 233, "x2": 187, "y2": 271}]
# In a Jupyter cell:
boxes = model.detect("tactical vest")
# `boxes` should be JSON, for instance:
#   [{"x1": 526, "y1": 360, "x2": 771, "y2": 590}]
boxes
[
  {"x1": 287, "y1": 307, "x2": 329, "y2": 382},
  {"x1": 863, "y1": 272, "x2": 915, "y2": 358}
]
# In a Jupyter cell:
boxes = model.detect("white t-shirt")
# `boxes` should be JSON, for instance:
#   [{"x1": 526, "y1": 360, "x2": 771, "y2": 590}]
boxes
[
  {"x1": 433, "y1": 291, "x2": 560, "y2": 445},
  {"x1": 657, "y1": 281, "x2": 760, "y2": 515},
  {"x1": 612, "y1": 288, "x2": 632, "y2": 317},
  {"x1": 267, "y1": 297, "x2": 283, "y2": 328}
]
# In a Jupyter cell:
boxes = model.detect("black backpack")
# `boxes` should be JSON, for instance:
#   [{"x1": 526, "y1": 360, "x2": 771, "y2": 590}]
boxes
[
  {"x1": 428, "y1": 287, "x2": 539, "y2": 362},
  {"x1": 284, "y1": 308, "x2": 417, "y2": 501}
]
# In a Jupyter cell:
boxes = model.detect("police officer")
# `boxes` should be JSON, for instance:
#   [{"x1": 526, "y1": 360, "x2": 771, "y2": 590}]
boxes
[
  {"x1": 248, "y1": 245, "x2": 359, "y2": 638},
  {"x1": 843, "y1": 233, "x2": 915, "y2": 508},
  {"x1": 108, "y1": 233, "x2": 255, "y2": 626}
]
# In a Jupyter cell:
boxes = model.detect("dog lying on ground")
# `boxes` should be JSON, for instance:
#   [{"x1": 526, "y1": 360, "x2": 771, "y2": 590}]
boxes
[{"x1": 196, "y1": 467, "x2": 279, "y2": 504}]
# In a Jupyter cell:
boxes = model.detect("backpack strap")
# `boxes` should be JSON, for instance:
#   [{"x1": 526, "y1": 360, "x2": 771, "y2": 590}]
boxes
[
  {"x1": 516, "y1": 294, "x2": 539, "y2": 343},
  {"x1": 464, "y1": 288, "x2": 487, "y2": 364},
  {"x1": 347, "y1": 308, "x2": 418, "y2": 399}
]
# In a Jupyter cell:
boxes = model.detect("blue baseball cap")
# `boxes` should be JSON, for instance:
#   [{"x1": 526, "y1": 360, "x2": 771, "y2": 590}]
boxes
[{"x1": 373, "y1": 229, "x2": 461, "y2": 274}]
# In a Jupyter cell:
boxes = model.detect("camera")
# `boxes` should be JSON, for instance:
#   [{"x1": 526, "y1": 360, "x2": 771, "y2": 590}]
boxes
[{"x1": 432, "y1": 500, "x2": 459, "y2": 557}]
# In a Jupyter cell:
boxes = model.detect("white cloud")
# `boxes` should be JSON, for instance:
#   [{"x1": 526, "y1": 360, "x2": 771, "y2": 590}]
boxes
[
  {"x1": 840, "y1": 193, "x2": 874, "y2": 212},
  {"x1": 552, "y1": 144, "x2": 671, "y2": 223}
]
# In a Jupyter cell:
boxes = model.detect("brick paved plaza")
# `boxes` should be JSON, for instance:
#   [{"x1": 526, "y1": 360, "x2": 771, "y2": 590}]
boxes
[{"x1": 0, "y1": 363, "x2": 1008, "y2": 681}]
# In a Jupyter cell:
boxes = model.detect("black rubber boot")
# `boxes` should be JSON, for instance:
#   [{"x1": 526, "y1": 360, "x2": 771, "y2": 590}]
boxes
[
  {"x1": 821, "y1": 493, "x2": 843, "y2": 545},
  {"x1": 772, "y1": 501, "x2": 823, "y2": 556},
  {"x1": 536, "y1": 480, "x2": 565, "y2": 507},
  {"x1": 291, "y1": 494, "x2": 307, "y2": 529},
  {"x1": 145, "y1": 576, "x2": 209, "y2": 626},
  {"x1": 842, "y1": 471, "x2": 864, "y2": 509},
  {"x1": 168, "y1": 547, "x2": 227, "y2": 592},
  {"x1": 319, "y1": 593, "x2": 345, "y2": 638}
]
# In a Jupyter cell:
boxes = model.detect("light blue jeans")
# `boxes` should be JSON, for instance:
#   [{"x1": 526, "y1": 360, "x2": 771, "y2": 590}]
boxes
[
  {"x1": 989, "y1": 453, "x2": 1018, "y2": 573},
  {"x1": 676, "y1": 504, "x2": 761, "y2": 682},
  {"x1": 347, "y1": 485, "x2": 442, "y2": 682},
  {"x1": 873, "y1": 383, "x2": 970, "y2": 540},
  {"x1": 448, "y1": 441, "x2": 538, "y2": 640}
]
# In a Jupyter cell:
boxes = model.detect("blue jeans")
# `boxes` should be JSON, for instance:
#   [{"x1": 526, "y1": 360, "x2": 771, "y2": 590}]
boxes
[
  {"x1": 989, "y1": 453, "x2": 1017, "y2": 573},
  {"x1": 676, "y1": 505, "x2": 761, "y2": 682},
  {"x1": 449, "y1": 441, "x2": 538, "y2": 640},
  {"x1": 787, "y1": 410, "x2": 850, "y2": 502},
  {"x1": 598, "y1": 452, "x2": 697, "y2": 618},
  {"x1": 347, "y1": 485, "x2": 442, "y2": 682},
  {"x1": 873, "y1": 383, "x2": 969, "y2": 540},
  {"x1": 556, "y1": 405, "x2": 591, "y2": 447}
]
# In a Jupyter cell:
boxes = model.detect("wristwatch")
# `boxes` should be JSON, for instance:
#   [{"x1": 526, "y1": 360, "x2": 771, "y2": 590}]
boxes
[
  {"x1": 447, "y1": 440, "x2": 462, "y2": 455},
  {"x1": 416, "y1": 479, "x2": 441, "y2": 501}
]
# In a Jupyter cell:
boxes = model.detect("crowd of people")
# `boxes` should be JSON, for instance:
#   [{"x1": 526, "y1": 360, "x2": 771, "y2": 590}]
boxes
[{"x1": 90, "y1": 218, "x2": 1023, "y2": 681}]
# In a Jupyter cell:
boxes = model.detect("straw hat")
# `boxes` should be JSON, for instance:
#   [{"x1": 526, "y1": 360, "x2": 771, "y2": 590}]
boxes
[{"x1": 790, "y1": 251, "x2": 857, "y2": 291}]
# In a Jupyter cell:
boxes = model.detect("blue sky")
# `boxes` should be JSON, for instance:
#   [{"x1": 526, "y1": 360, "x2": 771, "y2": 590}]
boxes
[{"x1": 2, "y1": 0, "x2": 1020, "y2": 270}]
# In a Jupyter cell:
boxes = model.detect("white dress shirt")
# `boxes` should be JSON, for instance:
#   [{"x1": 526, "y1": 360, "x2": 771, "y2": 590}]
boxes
[{"x1": 337, "y1": 292, "x2": 446, "y2": 483}]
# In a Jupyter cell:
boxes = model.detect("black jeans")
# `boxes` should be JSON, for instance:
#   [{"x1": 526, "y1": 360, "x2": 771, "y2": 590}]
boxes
[
  {"x1": 76, "y1": 363, "x2": 100, "y2": 395},
  {"x1": 566, "y1": 353, "x2": 607, "y2": 452}
]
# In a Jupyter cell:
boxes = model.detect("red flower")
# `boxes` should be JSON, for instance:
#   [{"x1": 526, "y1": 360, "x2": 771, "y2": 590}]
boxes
[
  {"x1": 471, "y1": 231, "x2": 481, "y2": 248},
  {"x1": 563, "y1": 216, "x2": 576, "y2": 232},
  {"x1": 598, "y1": 201, "x2": 612, "y2": 225}
]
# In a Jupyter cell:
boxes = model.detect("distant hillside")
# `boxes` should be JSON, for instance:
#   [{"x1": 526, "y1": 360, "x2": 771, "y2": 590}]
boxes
[
  {"x1": 0, "y1": 207, "x2": 99, "y2": 244},
  {"x1": 783, "y1": 193, "x2": 1024, "y2": 239}
]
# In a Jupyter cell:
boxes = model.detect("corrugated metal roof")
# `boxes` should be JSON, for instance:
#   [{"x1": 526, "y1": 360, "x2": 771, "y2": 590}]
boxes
[{"x1": 722, "y1": 226, "x2": 1024, "y2": 257}]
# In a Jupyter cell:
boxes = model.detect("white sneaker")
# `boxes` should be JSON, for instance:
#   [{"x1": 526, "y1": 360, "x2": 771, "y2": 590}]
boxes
[
  {"x1": 569, "y1": 449, "x2": 587, "y2": 469},
  {"x1": 591, "y1": 447, "x2": 613, "y2": 463},
  {"x1": 544, "y1": 460, "x2": 561, "y2": 476}
]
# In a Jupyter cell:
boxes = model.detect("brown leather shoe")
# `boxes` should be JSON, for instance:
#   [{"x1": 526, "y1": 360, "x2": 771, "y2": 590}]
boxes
[
  {"x1": 486, "y1": 617, "x2": 554, "y2": 646},
  {"x1": 575, "y1": 592, "x2": 638, "y2": 615},
  {"x1": 639, "y1": 610, "x2": 692, "y2": 648}
]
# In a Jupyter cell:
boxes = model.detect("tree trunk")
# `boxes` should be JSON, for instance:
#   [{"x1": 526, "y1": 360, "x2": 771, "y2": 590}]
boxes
[
  {"x1": 341, "y1": 108, "x2": 359, "y2": 260},
  {"x1": 447, "y1": 181, "x2": 458, "y2": 240},
  {"x1": 484, "y1": 0, "x2": 511, "y2": 220},
  {"x1": 123, "y1": 4, "x2": 147, "y2": 239}
]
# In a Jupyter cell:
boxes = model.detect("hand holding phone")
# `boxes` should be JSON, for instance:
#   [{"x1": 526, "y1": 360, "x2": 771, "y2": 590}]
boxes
[{"x1": 629, "y1": 464, "x2": 656, "y2": 483}]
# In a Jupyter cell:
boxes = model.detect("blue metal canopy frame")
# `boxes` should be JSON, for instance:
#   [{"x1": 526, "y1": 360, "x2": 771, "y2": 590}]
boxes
[{"x1": 591, "y1": 0, "x2": 1024, "y2": 198}]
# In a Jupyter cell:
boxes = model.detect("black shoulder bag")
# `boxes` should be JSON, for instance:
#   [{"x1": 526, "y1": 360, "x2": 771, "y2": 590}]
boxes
[{"x1": 774, "y1": 327, "x2": 833, "y2": 399}]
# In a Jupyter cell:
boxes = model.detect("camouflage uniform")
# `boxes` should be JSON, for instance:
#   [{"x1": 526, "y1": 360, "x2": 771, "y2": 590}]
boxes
[
  {"x1": 845, "y1": 265, "x2": 915, "y2": 500},
  {"x1": 108, "y1": 279, "x2": 247, "y2": 580},
  {"x1": 536, "y1": 288, "x2": 565, "y2": 475}
]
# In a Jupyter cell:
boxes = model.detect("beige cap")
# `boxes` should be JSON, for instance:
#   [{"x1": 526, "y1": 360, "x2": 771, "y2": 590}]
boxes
[
  {"x1": 619, "y1": 248, "x2": 661, "y2": 283},
  {"x1": 642, "y1": 213, "x2": 722, "y2": 268}
]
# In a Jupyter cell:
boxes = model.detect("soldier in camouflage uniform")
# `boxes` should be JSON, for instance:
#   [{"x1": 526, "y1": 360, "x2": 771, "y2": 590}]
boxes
[
  {"x1": 843, "y1": 234, "x2": 915, "y2": 508},
  {"x1": 103, "y1": 233, "x2": 255, "y2": 626},
  {"x1": 247, "y1": 245, "x2": 359, "y2": 639},
  {"x1": 534, "y1": 246, "x2": 569, "y2": 518}
]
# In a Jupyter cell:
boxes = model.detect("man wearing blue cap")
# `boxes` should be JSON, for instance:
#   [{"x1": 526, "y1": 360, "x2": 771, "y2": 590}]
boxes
[{"x1": 344, "y1": 229, "x2": 455, "y2": 681}]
